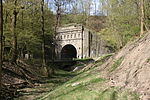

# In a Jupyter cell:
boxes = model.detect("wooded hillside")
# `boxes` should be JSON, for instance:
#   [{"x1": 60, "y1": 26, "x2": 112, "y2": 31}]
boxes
[{"x1": 0, "y1": 0, "x2": 150, "y2": 100}]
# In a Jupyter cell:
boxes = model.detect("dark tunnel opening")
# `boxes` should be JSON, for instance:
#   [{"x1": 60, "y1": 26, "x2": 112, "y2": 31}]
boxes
[{"x1": 61, "y1": 44, "x2": 77, "y2": 59}]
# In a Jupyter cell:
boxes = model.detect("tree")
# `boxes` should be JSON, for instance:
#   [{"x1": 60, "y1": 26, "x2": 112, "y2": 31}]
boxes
[
  {"x1": 144, "y1": 0, "x2": 150, "y2": 30},
  {"x1": 0, "y1": 0, "x2": 3, "y2": 89},
  {"x1": 11, "y1": 0, "x2": 18, "y2": 63},
  {"x1": 52, "y1": 0, "x2": 62, "y2": 62},
  {"x1": 140, "y1": 0, "x2": 144, "y2": 36},
  {"x1": 99, "y1": 0, "x2": 142, "y2": 50},
  {"x1": 41, "y1": 0, "x2": 46, "y2": 67},
  {"x1": 1, "y1": 0, "x2": 54, "y2": 62},
  {"x1": 54, "y1": 0, "x2": 62, "y2": 29}
]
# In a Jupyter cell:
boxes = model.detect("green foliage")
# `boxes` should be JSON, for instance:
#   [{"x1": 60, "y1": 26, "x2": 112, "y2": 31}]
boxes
[
  {"x1": 61, "y1": 14, "x2": 86, "y2": 25},
  {"x1": 98, "y1": 0, "x2": 150, "y2": 50},
  {"x1": 3, "y1": 0, "x2": 55, "y2": 60},
  {"x1": 131, "y1": 92, "x2": 140, "y2": 100},
  {"x1": 99, "y1": 28, "x2": 119, "y2": 51},
  {"x1": 147, "y1": 58, "x2": 150, "y2": 63},
  {"x1": 144, "y1": 0, "x2": 150, "y2": 28}
]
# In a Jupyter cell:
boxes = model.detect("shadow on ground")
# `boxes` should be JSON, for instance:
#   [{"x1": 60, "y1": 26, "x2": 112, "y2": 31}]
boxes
[{"x1": 14, "y1": 70, "x2": 76, "y2": 100}]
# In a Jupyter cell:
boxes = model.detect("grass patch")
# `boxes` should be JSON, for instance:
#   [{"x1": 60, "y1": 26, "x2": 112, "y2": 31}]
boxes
[
  {"x1": 131, "y1": 92, "x2": 140, "y2": 100},
  {"x1": 96, "y1": 89, "x2": 118, "y2": 100},
  {"x1": 66, "y1": 73, "x2": 92, "y2": 84},
  {"x1": 95, "y1": 88, "x2": 140, "y2": 100},
  {"x1": 33, "y1": 54, "x2": 140, "y2": 100},
  {"x1": 16, "y1": 69, "x2": 76, "y2": 100},
  {"x1": 147, "y1": 58, "x2": 150, "y2": 63},
  {"x1": 35, "y1": 69, "x2": 140, "y2": 100},
  {"x1": 110, "y1": 57, "x2": 124, "y2": 72},
  {"x1": 89, "y1": 78, "x2": 106, "y2": 84},
  {"x1": 36, "y1": 77, "x2": 106, "y2": 100},
  {"x1": 95, "y1": 53, "x2": 113, "y2": 63},
  {"x1": 110, "y1": 90, "x2": 118, "y2": 100},
  {"x1": 119, "y1": 90, "x2": 140, "y2": 100},
  {"x1": 74, "y1": 58, "x2": 93, "y2": 61},
  {"x1": 93, "y1": 54, "x2": 113, "y2": 69},
  {"x1": 35, "y1": 70, "x2": 106, "y2": 100}
]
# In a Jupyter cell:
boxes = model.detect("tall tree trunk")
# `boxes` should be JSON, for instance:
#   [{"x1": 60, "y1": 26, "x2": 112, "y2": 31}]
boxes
[
  {"x1": 41, "y1": 0, "x2": 46, "y2": 67},
  {"x1": 53, "y1": 0, "x2": 61, "y2": 62},
  {"x1": 140, "y1": 0, "x2": 144, "y2": 36},
  {"x1": 94, "y1": 0, "x2": 97, "y2": 15},
  {"x1": 21, "y1": 11, "x2": 24, "y2": 30},
  {"x1": 54, "y1": 0, "x2": 61, "y2": 33},
  {"x1": 0, "y1": 0, "x2": 3, "y2": 89},
  {"x1": 11, "y1": 0, "x2": 18, "y2": 63}
]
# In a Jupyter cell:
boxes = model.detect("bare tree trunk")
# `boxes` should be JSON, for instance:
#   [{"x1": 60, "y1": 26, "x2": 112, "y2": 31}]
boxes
[
  {"x1": 53, "y1": 0, "x2": 61, "y2": 62},
  {"x1": 140, "y1": 0, "x2": 144, "y2": 36},
  {"x1": 41, "y1": 0, "x2": 46, "y2": 67},
  {"x1": 54, "y1": 0, "x2": 61, "y2": 32},
  {"x1": 0, "y1": 0, "x2": 3, "y2": 89},
  {"x1": 94, "y1": 0, "x2": 97, "y2": 15},
  {"x1": 11, "y1": 0, "x2": 18, "y2": 63}
]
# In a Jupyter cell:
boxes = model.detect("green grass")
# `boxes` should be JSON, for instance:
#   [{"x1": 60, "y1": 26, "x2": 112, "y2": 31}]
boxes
[
  {"x1": 34, "y1": 55, "x2": 140, "y2": 100},
  {"x1": 110, "y1": 57, "x2": 124, "y2": 72},
  {"x1": 16, "y1": 53, "x2": 140, "y2": 100},
  {"x1": 74, "y1": 58, "x2": 93, "y2": 61},
  {"x1": 35, "y1": 68, "x2": 139, "y2": 100},
  {"x1": 147, "y1": 58, "x2": 150, "y2": 63},
  {"x1": 35, "y1": 67, "x2": 106, "y2": 100},
  {"x1": 15, "y1": 69, "x2": 77, "y2": 100},
  {"x1": 36, "y1": 76, "x2": 106, "y2": 100},
  {"x1": 92, "y1": 54, "x2": 113, "y2": 69},
  {"x1": 95, "y1": 53, "x2": 113, "y2": 63}
]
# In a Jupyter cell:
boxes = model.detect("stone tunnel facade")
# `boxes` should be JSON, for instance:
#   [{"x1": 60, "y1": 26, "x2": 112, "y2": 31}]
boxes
[{"x1": 55, "y1": 24, "x2": 109, "y2": 59}]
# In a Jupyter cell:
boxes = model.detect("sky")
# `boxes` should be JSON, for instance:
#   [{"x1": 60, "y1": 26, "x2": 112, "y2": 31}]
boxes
[{"x1": 46, "y1": 0, "x2": 104, "y2": 15}]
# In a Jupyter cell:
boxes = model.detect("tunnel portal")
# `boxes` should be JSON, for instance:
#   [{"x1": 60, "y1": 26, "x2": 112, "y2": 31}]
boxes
[{"x1": 61, "y1": 44, "x2": 77, "y2": 59}]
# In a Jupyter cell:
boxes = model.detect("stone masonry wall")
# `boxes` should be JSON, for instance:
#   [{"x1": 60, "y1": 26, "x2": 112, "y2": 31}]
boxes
[{"x1": 55, "y1": 24, "x2": 109, "y2": 59}]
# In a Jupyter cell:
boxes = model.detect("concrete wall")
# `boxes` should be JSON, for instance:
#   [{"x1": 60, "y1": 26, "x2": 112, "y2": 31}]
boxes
[{"x1": 55, "y1": 24, "x2": 109, "y2": 59}]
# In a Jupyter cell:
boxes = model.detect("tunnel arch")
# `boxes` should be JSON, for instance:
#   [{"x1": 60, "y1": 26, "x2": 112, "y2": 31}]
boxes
[{"x1": 61, "y1": 44, "x2": 77, "y2": 59}]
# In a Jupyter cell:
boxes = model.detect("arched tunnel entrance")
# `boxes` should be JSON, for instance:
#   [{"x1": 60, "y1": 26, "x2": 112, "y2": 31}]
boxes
[{"x1": 61, "y1": 44, "x2": 77, "y2": 59}]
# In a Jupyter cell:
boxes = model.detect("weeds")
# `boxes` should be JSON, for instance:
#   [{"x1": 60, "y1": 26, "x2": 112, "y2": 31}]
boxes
[
  {"x1": 110, "y1": 57, "x2": 124, "y2": 72},
  {"x1": 147, "y1": 58, "x2": 150, "y2": 63}
]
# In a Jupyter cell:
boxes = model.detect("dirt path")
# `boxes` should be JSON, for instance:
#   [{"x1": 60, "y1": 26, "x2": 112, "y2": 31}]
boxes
[{"x1": 14, "y1": 70, "x2": 76, "y2": 100}]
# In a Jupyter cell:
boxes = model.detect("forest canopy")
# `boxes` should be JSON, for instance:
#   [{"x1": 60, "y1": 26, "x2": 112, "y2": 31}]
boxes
[{"x1": 0, "y1": 0, "x2": 150, "y2": 61}]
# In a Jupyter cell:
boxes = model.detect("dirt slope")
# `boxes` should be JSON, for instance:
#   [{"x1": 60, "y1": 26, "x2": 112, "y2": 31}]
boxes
[
  {"x1": 1, "y1": 61, "x2": 40, "y2": 99},
  {"x1": 98, "y1": 31, "x2": 150, "y2": 100}
]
